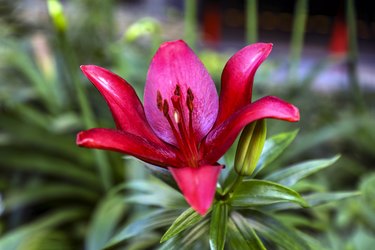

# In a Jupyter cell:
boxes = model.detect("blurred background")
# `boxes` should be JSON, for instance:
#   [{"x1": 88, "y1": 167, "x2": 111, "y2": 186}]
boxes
[{"x1": 0, "y1": 0, "x2": 375, "y2": 249}]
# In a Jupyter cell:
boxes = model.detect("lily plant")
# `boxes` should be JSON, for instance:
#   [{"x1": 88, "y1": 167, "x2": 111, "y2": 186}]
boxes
[{"x1": 76, "y1": 40, "x2": 299, "y2": 215}]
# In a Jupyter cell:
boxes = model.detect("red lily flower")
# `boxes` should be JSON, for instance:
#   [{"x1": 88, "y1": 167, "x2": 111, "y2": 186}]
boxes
[{"x1": 77, "y1": 40, "x2": 299, "y2": 215}]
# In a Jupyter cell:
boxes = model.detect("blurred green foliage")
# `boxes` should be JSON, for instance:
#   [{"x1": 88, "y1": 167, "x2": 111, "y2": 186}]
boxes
[{"x1": 0, "y1": 0, "x2": 374, "y2": 249}]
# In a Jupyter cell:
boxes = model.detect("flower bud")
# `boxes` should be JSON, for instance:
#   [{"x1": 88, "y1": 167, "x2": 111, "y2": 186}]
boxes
[
  {"x1": 47, "y1": 0, "x2": 68, "y2": 33},
  {"x1": 234, "y1": 119, "x2": 267, "y2": 176}
]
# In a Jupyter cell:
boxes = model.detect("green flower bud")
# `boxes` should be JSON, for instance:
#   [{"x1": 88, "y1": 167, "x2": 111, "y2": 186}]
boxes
[
  {"x1": 234, "y1": 119, "x2": 267, "y2": 176},
  {"x1": 47, "y1": 0, "x2": 68, "y2": 32},
  {"x1": 124, "y1": 18, "x2": 161, "y2": 42}
]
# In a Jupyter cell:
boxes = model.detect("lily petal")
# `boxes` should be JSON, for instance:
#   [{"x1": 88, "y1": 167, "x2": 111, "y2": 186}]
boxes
[
  {"x1": 201, "y1": 96, "x2": 299, "y2": 164},
  {"x1": 168, "y1": 165, "x2": 222, "y2": 215},
  {"x1": 77, "y1": 128, "x2": 181, "y2": 168},
  {"x1": 81, "y1": 65, "x2": 160, "y2": 142},
  {"x1": 215, "y1": 43, "x2": 273, "y2": 125},
  {"x1": 144, "y1": 40, "x2": 219, "y2": 146}
]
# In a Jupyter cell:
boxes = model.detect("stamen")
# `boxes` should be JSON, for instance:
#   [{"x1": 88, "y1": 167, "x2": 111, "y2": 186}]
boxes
[
  {"x1": 186, "y1": 88, "x2": 194, "y2": 113},
  {"x1": 187, "y1": 88, "x2": 194, "y2": 100},
  {"x1": 156, "y1": 86, "x2": 199, "y2": 167},
  {"x1": 162, "y1": 100, "x2": 169, "y2": 117},
  {"x1": 174, "y1": 85, "x2": 181, "y2": 96},
  {"x1": 156, "y1": 91, "x2": 163, "y2": 111}
]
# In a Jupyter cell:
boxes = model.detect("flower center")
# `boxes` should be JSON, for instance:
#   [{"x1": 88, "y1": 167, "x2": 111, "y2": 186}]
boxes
[{"x1": 156, "y1": 85, "x2": 199, "y2": 167}]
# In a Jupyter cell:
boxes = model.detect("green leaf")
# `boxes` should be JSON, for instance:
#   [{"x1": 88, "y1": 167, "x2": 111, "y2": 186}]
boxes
[
  {"x1": 265, "y1": 155, "x2": 340, "y2": 186},
  {"x1": 0, "y1": 150, "x2": 98, "y2": 187},
  {"x1": 16, "y1": 230, "x2": 72, "y2": 250},
  {"x1": 0, "y1": 208, "x2": 85, "y2": 250},
  {"x1": 275, "y1": 214, "x2": 325, "y2": 231},
  {"x1": 0, "y1": 116, "x2": 91, "y2": 165},
  {"x1": 260, "y1": 191, "x2": 359, "y2": 211},
  {"x1": 12, "y1": 104, "x2": 53, "y2": 131},
  {"x1": 287, "y1": 118, "x2": 364, "y2": 158},
  {"x1": 4, "y1": 184, "x2": 98, "y2": 212},
  {"x1": 125, "y1": 233, "x2": 160, "y2": 250},
  {"x1": 242, "y1": 210, "x2": 310, "y2": 250},
  {"x1": 360, "y1": 173, "x2": 375, "y2": 207},
  {"x1": 227, "y1": 212, "x2": 266, "y2": 250},
  {"x1": 145, "y1": 164, "x2": 178, "y2": 190},
  {"x1": 251, "y1": 129, "x2": 299, "y2": 177},
  {"x1": 209, "y1": 202, "x2": 228, "y2": 250},
  {"x1": 85, "y1": 195, "x2": 127, "y2": 250},
  {"x1": 304, "y1": 191, "x2": 360, "y2": 207},
  {"x1": 160, "y1": 207, "x2": 205, "y2": 243},
  {"x1": 298, "y1": 231, "x2": 329, "y2": 250},
  {"x1": 123, "y1": 178, "x2": 187, "y2": 209},
  {"x1": 104, "y1": 209, "x2": 181, "y2": 249},
  {"x1": 230, "y1": 179, "x2": 307, "y2": 207},
  {"x1": 159, "y1": 220, "x2": 209, "y2": 250}
]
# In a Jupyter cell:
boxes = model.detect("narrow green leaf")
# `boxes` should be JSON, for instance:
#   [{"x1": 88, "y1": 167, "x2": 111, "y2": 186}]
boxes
[
  {"x1": 104, "y1": 209, "x2": 181, "y2": 249},
  {"x1": 125, "y1": 234, "x2": 160, "y2": 250},
  {"x1": 0, "y1": 208, "x2": 85, "y2": 250},
  {"x1": 242, "y1": 210, "x2": 310, "y2": 250},
  {"x1": 160, "y1": 207, "x2": 205, "y2": 243},
  {"x1": 209, "y1": 202, "x2": 228, "y2": 250},
  {"x1": 0, "y1": 150, "x2": 99, "y2": 187},
  {"x1": 0, "y1": 116, "x2": 93, "y2": 165},
  {"x1": 145, "y1": 164, "x2": 178, "y2": 190},
  {"x1": 13, "y1": 105, "x2": 53, "y2": 131},
  {"x1": 16, "y1": 230, "x2": 72, "y2": 250},
  {"x1": 5, "y1": 45, "x2": 59, "y2": 112},
  {"x1": 230, "y1": 179, "x2": 307, "y2": 207},
  {"x1": 227, "y1": 212, "x2": 266, "y2": 250},
  {"x1": 265, "y1": 155, "x2": 340, "y2": 186},
  {"x1": 275, "y1": 214, "x2": 325, "y2": 231},
  {"x1": 251, "y1": 129, "x2": 299, "y2": 177},
  {"x1": 123, "y1": 178, "x2": 187, "y2": 209},
  {"x1": 298, "y1": 231, "x2": 329, "y2": 250},
  {"x1": 4, "y1": 184, "x2": 98, "y2": 212},
  {"x1": 260, "y1": 191, "x2": 359, "y2": 211},
  {"x1": 304, "y1": 191, "x2": 360, "y2": 207},
  {"x1": 85, "y1": 195, "x2": 127, "y2": 250},
  {"x1": 159, "y1": 220, "x2": 209, "y2": 250}
]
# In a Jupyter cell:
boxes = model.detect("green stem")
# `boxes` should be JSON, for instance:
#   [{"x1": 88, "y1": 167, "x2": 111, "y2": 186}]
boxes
[
  {"x1": 222, "y1": 175, "x2": 244, "y2": 200},
  {"x1": 47, "y1": 0, "x2": 114, "y2": 191},
  {"x1": 184, "y1": 0, "x2": 198, "y2": 49},
  {"x1": 346, "y1": 0, "x2": 365, "y2": 112},
  {"x1": 289, "y1": 0, "x2": 308, "y2": 84},
  {"x1": 59, "y1": 32, "x2": 112, "y2": 191},
  {"x1": 246, "y1": 0, "x2": 258, "y2": 43}
]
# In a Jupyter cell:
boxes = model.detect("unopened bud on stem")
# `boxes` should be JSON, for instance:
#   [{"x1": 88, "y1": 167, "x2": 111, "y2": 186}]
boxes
[
  {"x1": 47, "y1": 0, "x2": 67, "y2": 32},
  {"x1": 234, "y1": 119, "x2": 267, "y2": 176}
]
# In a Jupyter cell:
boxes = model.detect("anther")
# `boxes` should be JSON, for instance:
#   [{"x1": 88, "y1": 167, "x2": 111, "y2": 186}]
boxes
[
  {"x1": 174, "y1": 85, "x2": 181, "y2": 96},
  {"x1": 163, "y1": 100, "x2": 169, "y2": 117},
  {"x1": 156, "y1": 91, "x2": 163, "y2": 111},
  {"x1": 186, "y1": 88, "x2": 194, "y2": 112},
  {"x1": 187, "y1": 88, "x2": 194, "y2": 101}
]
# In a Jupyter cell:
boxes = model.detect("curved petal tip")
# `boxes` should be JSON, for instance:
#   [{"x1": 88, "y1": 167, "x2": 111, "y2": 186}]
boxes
[
  {"x1": 80, "y1": 64, "x2": 98, "y2": 74},
  {"x1": 76, "y1": 131, "x2": 91, "y2": 146},
  {"x1": 289, "y1": 104, "x2": 300, "y2": 122}
]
